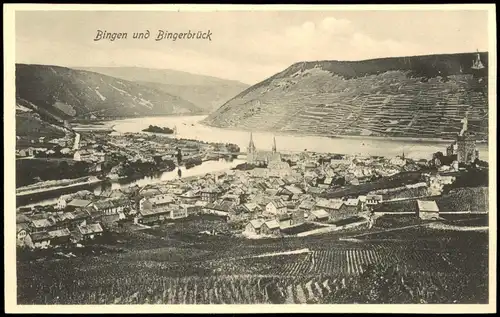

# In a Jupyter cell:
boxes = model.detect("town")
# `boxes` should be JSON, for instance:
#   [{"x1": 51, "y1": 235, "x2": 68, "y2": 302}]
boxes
[{"x1": 16, "y1": 115, "x2": 488, "y2": 252}]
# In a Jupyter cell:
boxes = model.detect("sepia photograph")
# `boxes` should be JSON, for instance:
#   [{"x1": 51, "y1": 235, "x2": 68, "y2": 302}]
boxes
[{"x1": 4, "y1": 3, "x2": 496, "y2": 314}]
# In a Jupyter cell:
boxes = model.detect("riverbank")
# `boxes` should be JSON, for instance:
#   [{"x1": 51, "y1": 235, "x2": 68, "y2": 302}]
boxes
[
  {"x1": 17, "y1": 158, "x2": 245, "y2": 207},
  {"x1": 102, "y1": 115, "x2": 489, "y2": 162},
  {"x1": 16, "y1": 176, "x2": 102, "y2": 196},
  {"x1": 200, "y1": 121, "x2": 485, "y2": 144}
]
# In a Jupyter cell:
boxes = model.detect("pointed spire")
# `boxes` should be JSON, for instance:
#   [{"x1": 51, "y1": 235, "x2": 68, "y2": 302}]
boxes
[
  {"x1": 248, "y1": 132, "x2": 256, "y2": 153},
  {"x1": 272, "y1": 136, "x2": 277, "y2": 153}
]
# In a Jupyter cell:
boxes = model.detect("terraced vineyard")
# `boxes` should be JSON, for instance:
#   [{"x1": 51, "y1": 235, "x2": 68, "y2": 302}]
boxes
[{"x1": 205, "y1": 53, "x2": 488, "y2": 140}]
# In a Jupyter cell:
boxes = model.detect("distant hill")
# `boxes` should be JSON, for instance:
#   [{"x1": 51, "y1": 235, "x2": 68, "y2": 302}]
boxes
[
  {"x1": 15, "y1": 64, "x2": 203, "y2": 122},
  {"x1": 76, "y1": 67, "x2": 249, "y2": 112},
  {"x1": 203, "y1": 52, "x2": 489, "y2": 140}
]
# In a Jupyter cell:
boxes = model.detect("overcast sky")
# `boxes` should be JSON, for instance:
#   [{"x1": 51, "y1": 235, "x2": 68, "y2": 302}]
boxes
[{"x1": 16, "y1": 10, "x2": 489, "y2": 85}]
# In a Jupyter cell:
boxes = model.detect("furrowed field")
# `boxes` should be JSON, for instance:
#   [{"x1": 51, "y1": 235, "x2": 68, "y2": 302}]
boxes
[{"x1": 17, "y1": 218, "x2": 489, "y2": 304}]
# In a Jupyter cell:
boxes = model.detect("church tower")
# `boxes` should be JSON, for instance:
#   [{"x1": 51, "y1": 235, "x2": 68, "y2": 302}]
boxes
[
  {"x1": 247, "y1": 132, "x2": 256, "y2": 153},
  {"x1": 247, "y1": 132, "x2": 256, "y2": 164},
  {"x1": 272, "y1": 136, "x2": 277, "y2": 153}
]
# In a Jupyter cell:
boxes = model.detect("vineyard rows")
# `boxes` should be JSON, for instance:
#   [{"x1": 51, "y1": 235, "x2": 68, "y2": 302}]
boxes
[
  {"x1": 19, "y1": 274, "x2": 372, "y2": 304},
  {"x1": 213, "y1": 247, "x2": 456, "y2": 277}
]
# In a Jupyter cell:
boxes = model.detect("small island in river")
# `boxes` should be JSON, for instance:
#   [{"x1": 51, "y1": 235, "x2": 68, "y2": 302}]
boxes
[{"x1": 142, "y1": 125, "x2": 175, "y2": 134}]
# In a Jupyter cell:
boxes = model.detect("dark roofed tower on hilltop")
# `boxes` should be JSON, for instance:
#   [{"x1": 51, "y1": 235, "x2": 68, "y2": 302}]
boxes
[{"x1": 471, "y1": 49, "x2": 485, "y2": 70}]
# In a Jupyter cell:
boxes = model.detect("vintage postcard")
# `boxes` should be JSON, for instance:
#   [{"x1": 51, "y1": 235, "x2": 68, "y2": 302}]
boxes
[{"x1": 4, "y1": 3, "x2": 497, "y2": 314}]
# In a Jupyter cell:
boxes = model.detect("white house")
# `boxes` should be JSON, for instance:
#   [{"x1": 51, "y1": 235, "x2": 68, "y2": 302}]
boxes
[
  {"x1": 366, "y1": 194, "x2": 383, "y2": 206},
  {"x1": 16, "y1": 224, "x2": 28, "y2": 246},
  {"x1": 417, "y1": 200, "x2": 440, "y2": 220},
  {"x1": 265, "y1": 199, "x2": 288, "y2": 216}
]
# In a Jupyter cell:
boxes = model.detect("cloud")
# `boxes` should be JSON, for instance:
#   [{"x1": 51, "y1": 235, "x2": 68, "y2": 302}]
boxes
[
  {"x1": 251, "y1": 17, "x2": 424, "y2": 66},
  {"x1": 349, "y1": 32, "x2": 424, "y2": 59},
  {"x1": 320, "y1": 17, "x2": 353, "y2": 35},
  {"x1": 16, "y1": 13, "x2": 467, "y2": 84}
]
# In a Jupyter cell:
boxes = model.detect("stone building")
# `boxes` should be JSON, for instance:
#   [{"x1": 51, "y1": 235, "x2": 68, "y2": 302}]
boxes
[{"x1": 446, "y1": 116, "x2": 479, "y2": 164}]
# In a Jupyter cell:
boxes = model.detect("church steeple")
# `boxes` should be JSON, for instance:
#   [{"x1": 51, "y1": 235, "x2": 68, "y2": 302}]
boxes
[
  {"x1": 248, "y1": 132, "x2": 256, "y2": 153},
  {"x1": 272, "y1": 136, "x2": 277, "y2": 153}
]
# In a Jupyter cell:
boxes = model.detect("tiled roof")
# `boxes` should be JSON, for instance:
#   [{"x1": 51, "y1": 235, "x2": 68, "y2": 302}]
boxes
[
  {"x1": 311, "y1": 209, "x2": 330, "y2": 219},
  {"x1": 31, "y1": 219, "x2": 53, "y2": 228},
  {"x1": 139, "y1": 207, "x2": 170, "y2": 217},
  {"x1": 16, "y1": 214, "x2": 31, "y2": 224},
  {"x1": 417, "y1": 200, "x2": 439, "y2": 212},
  {"x1": 298, "y1": 200, "x2": 315, "y2": 210},
  {"x1": 270, "y1": 199, "x2": 287, "y2": 209},
  {"x1": 48, "y1": 228, "x2": 71, "y2": 238},
  {"x1": 249, "y1": 219, "x2": 264, "y2": 229},
  {"x1": 264, "y1": 219, "x2": 280, "y2": 229},
  {"x1": 67, "y1": 199, "x2": 92, "y2": 207},
  {"x1": 79, "y1": 223, "x2": 104, "y2": 235},
  {"x1": 315, "y1": 199, "x2": 344, "y2": 210}
]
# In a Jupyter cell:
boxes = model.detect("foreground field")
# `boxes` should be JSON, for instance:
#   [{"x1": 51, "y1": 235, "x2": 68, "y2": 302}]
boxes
[{"x1": 17, "y1": 218, "x2": 489, "y2": 304}]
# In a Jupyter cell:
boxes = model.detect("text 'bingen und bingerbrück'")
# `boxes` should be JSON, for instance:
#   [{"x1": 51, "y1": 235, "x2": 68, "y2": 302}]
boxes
[{"x1": 94, "y1": 30, "x2": 213, "y2": 42}]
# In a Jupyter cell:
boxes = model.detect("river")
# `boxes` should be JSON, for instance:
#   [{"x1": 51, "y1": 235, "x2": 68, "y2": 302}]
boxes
[
  {"x1": 110, "y1": 115, "x2": 488, "y2": 161},
  {"x1": 18, "y1": 115, "x2": 489, "y2": 208},
  {"x1": 19, "y1": 158, "x2": 245, "y2": 208}
]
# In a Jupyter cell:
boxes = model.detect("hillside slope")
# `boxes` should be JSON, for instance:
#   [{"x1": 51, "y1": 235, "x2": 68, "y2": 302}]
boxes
[
  {"x1": 16, "y1": 101, "x2": 67, "y2": 140},
  {"x1": 76, "y1": 67, "x2": 249, "y2": 112},
  {"x1": 203, "y1": 52, "x2": 489, "y2": 140},
  {"x1": 16, "y1": 64, "x2": 203, "y2": 120}
]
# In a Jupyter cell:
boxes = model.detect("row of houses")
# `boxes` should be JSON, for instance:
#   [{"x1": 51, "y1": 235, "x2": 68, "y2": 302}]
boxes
[{"x1": 17, "y1": 209, "x2": 104, "y2": 249}]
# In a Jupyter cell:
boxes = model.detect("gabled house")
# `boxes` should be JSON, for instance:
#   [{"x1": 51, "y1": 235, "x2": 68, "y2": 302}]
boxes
[
  {"x1": 261, "y1": 220, "x2": 281, "y2": 236},
  {"x1": 309, "y1": 209, "x2": 330, "y2": 222},
  {"x1": 76, "y1": 223, "x2": 104, "y2": 241},
  {"x1": 315, "y1": 198, "x2": 344, "y2": 214},
  {"x1": 16, "y1": 223, "x2": 29, "y2": 246},
  {"x1": 245, "y1": 219, "x2": 265, "y2": 235},
  {"x1": 179, "y1": 190, "x2": 201, "y2": 203},
  {"x1": 332, "y1": 199, "x2": 361, "y2": 222},
  {"x1": 201, "y1": 187, "x2": 221, "y2": 203},
  {"x1": 25, "y1": 228, "x2": 71, "y2": 249},
  {"x1": 204, "y1": 200, "x2": 236, "y2": 218},
  {"x1": 298, "y1": 200, "x2": 316, "y2": 215},
  {"x1": 139, "y1": 194, "x2": 175, "y2": 211},
  {"x1": 58, "y1": 209, "x2": 91, "y2": 230},
  {"x1": 134, "y1": 208, "x2": 171, "y2": 225},
  {"x1": 241, "y1": 203, "x2": 262, "y2": 214},
  {"x1": 29, "y1": 218, "x2": 57, "y2": 233}
]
